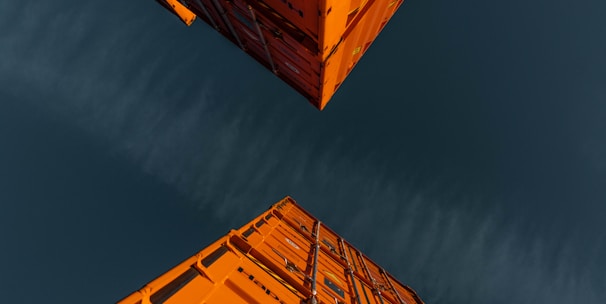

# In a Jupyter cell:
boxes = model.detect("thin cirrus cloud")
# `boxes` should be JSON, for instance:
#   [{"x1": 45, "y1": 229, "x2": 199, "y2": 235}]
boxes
[{"x1": 1, "y1": 1, "x2": 604, "y2": 303}]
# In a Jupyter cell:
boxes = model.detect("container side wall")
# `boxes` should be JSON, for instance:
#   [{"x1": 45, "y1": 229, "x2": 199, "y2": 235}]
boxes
[
  {"x1": 159, "y1": 0, "x2": 406, "y2": 109},
  {"x1": 318, "y1": 0, "x2": 404, "y2": 109},
  {"x1": 119, "y1": 196, "x2": 423, "y2": 304}
]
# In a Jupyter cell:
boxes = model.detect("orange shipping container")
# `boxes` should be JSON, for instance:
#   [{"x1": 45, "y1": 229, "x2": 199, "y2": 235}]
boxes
[
  {"x1": 155, "y1": 0, "x2": 406, "y2": 110},
  {"x1": 119, "y1": 196, "x2": 424, "y2": 304}
]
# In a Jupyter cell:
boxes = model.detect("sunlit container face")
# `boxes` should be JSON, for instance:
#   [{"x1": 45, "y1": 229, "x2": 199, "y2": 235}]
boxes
[
  {"x1": 119, "y1": 197, "x2": 424, "y2": 304},
  {"x1": 156, "y1": 0, "x2": 404, "y2": 110}
]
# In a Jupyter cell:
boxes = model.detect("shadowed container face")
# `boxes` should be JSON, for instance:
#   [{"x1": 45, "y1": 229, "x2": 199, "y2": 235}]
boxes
[
  {"x1": 0, "y1": 0, "x2": 605, "y2": 304},
  {"x1": 157, "y1": 0, "x2": 405, "y2": 109}
]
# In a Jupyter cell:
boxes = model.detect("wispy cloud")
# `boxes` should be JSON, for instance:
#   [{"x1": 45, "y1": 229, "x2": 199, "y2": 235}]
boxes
[{"x1": 1, "y1": 1, "x2": 604, "y2": 303}]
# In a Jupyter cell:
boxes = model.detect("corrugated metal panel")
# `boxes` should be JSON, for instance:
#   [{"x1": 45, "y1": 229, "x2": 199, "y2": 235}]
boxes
[
  {"x1": 119, "y1": 196, "x2": 424, "y2": 304},
  {"x1": 154, "y1": 0, "x2": 406, "y2": 110}
]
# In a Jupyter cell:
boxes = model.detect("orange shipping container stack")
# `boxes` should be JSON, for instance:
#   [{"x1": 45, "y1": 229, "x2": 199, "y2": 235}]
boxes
[
  {"x1": 119, "y1": 196, "x2": 424, "y2": 304},
  {"x1": 156, "y1": 0, "x2": 405, "y2": 110}
]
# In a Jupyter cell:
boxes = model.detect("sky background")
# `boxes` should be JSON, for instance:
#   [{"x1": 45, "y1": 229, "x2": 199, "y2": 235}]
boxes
[{"x1": 1, "y1": 0, "x2": 605, "y2": 303}]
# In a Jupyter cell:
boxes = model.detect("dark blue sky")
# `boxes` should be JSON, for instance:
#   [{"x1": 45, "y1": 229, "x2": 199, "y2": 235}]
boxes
[{"x1": 1, "y1": 0, "x2": 605, "y2": 303}]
